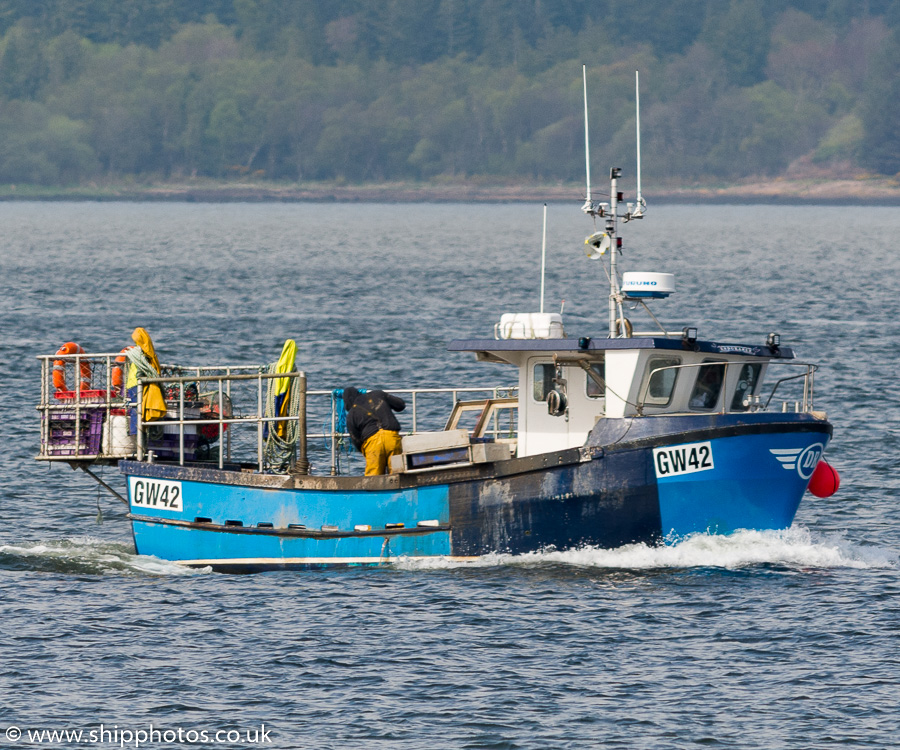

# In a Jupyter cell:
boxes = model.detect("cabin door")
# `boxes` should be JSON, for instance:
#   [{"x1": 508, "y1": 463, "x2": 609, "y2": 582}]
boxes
[{"x1": 520, "y1": 359, "x2": 587, "y2": 456}]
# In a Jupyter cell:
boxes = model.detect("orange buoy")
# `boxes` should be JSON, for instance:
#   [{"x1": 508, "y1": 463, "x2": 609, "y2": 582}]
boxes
[
  {"x1": 52, "y1": 342, "x2": 92, "y2": 393},
  {"x1": 808, "y1": 460, "x2": 840, "y2": 498}
]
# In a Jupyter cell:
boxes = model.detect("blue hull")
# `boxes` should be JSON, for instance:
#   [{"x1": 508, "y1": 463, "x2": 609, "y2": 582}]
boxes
[{"x1": 122, "y1": 413, "x2": 831, "y2": 571}]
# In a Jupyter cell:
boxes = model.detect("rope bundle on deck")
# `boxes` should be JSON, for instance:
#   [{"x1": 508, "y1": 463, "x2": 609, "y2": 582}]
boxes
[{"x1": 263, "y1": 340, "x2": 301, "y2": 473}]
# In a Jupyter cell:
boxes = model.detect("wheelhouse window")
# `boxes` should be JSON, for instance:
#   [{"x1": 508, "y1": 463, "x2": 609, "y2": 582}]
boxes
[
  {"x1": 730, "y1": 363, "x2": 762, "y2": 411},
  {"x1": 586, "y1": 361, "x2": 605, "y2": 399},
  {"x1": 689, "y1": 361, "x2": 726, "y2": 410},
  {"x1": 533, "y1": 363, "x2": 555, "y2": 402},
  {"x1": 642, "y1": 356, "x2": 681, "y2": 407}
]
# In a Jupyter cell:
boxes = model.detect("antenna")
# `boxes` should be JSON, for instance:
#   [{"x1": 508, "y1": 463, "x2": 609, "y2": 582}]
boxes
[
  {"x1": 635, "y1": 71, "x2": 642, "y2": 207},
  {"x1": 632, "y1": 70, "x2": 646, "y2": 218},
  {"x1": 540, "y1": 203, "x2": 547, "y2": 313},
  {"x1": 624, "y1": 70, "x2": 647, "y2": 222},
  {"x1": 582, "y1": 65, "x2": 592, "y2": 214}
]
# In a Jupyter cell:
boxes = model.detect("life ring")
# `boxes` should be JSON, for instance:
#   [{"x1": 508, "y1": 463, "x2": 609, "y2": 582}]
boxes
[
  {"x1": 111, "y1": 347, "x2": 130, "y2": 393},
  {"x1": 52, "y1": 342, "x2": 92, "y2": 393},
  {"x1": 547, "y1": 388, "x2": 568, "y2": 416},
  {"x1": 616, "y1": 317, "x2": 633, "y2": 338}
]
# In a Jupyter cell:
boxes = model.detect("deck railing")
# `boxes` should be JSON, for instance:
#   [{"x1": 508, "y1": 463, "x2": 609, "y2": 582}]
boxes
[
  {"x1": 761, "y1": 361, "x2": 818, "y2": 413},
  {"x1": 37, "y1": 351, "x2": 133, "y2": 462},
  {"x1": 142, "y1": 378, "x2": 518, "y2": 474},
  {"x1": 636, "y1": 360, "x2": 818, "y2": 415},
  {"x1": 37, "y1": 352, "x2": 517, "y2": 475}
]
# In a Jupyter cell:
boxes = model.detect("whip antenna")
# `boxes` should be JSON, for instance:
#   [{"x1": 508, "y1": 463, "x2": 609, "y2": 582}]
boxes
[
  {"x1": 540, "y1": 203, "x2": 547, "y2": 313},
  {"x1": 633, "y1": 70, "x2": 645, "y2": 218},
  {"x1": 582, "y1": 65, "x2": 593, "y2": 214}
]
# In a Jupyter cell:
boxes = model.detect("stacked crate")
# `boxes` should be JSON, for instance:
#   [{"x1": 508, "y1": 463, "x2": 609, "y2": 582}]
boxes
[{"x1": 43, "y1": 408, "x2": 104, "y2": 457}]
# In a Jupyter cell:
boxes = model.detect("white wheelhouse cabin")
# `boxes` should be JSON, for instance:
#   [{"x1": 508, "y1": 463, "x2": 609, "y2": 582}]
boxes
[{"x1": 449, "y1": 334, "x2": 803, "y2": 458}]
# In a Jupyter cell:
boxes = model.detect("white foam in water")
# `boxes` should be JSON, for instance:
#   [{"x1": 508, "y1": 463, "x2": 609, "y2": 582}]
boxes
[
  {"x1": 0, "y1": 536, "x2": 211, "y2": 577},
  {"x1": 394, "y1": 527, "x2": 898, "y2": 572},
  {"x1": 3, "y1": 530, "x2": 893, "y2": 575}
]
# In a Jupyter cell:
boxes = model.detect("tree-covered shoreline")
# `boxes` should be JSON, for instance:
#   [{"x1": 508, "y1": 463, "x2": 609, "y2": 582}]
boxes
[
  {"x1": 1, "y1": 176, "x2": 898, "y2": 205},
  {"x1": 0, "y1": 0, "x2": 899, "y2": 188}
]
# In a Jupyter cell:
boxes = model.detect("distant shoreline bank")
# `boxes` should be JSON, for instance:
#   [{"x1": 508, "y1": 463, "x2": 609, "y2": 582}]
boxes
[{"x1": 1, "y1": 178, "x2": 899, "y2": 204}]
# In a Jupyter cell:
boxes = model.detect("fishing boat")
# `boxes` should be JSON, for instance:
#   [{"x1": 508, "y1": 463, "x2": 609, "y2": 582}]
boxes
[{"x1": 35, "y1": 71, "x2": 839, "y2": 572}]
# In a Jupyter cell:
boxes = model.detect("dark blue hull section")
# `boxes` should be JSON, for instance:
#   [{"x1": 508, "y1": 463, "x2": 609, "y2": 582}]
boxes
[
  {"x1": 121, "y1": 413, "x2": 832, "y2": 571},
  {"x1": 448, "y1": 448, "x2": 661, "y2": 555}
]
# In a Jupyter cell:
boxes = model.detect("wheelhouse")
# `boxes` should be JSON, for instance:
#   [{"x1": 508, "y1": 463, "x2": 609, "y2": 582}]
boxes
[{"x1": 448, "y1": 336, "x2": 798, "y2": 458}]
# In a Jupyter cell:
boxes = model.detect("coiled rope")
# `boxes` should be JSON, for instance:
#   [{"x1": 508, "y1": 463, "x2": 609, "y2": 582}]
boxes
[
  {"x1": 125, "y1": 346, "x2": 157, "y2": 380},
  {"x1": 263, "y1": 363, "x2": 302, "y2": 473}
]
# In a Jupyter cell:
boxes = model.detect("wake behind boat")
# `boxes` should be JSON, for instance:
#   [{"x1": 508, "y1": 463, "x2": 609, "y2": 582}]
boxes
[{"x1": 34, "y1": 71, "x2": 839, "y2": 572}]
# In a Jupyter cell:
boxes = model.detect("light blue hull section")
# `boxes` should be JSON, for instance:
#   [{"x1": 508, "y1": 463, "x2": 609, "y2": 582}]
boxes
[
  {"x1": 129, "y1": 479, "x2": 451, "y2": 568},
  {"x1": 131, "y1": 521, "x2": 451, "y2": 568}
]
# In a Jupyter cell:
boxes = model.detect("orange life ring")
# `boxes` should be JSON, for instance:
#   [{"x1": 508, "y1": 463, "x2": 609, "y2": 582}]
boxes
[
  {"x1": 111, "y1": 347, "x2": 130, "y2": 392},
  {"x1": 52, "y1": 342, "x2": 92, "y2": 393}
]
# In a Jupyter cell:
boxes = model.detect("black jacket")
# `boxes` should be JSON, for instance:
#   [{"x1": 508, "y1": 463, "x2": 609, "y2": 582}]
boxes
[{"x1": 343, "y1": 388, "x2": 406, "y2": 451}]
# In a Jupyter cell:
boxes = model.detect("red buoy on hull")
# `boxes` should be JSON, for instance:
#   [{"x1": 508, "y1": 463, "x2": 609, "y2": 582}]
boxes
[{"x1": 808, "y1": 460, "x2": 840, "y2": 498}]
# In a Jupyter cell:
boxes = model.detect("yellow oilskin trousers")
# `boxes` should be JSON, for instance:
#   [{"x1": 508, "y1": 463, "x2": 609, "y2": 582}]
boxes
[{"x1": 362, "y1": 429, "x2": 403, "y2": 476}]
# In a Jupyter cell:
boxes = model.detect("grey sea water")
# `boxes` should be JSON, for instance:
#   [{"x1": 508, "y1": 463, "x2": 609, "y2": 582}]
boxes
[{"x1": 1, "y1": 202, "x2": 899, "y2": 749}]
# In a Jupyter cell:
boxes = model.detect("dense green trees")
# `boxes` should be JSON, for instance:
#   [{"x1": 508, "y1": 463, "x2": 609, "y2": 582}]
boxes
[
  {"x1": 860, "y1": 15, "x2": 900, "y2": 175},
  {"x1": 0, "y1": 0, "x2": 898, "y2": 185}
]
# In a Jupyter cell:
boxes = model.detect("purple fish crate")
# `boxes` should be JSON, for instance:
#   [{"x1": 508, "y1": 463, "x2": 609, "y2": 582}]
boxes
[{"x1": 43, "y1": 410, "x2": 104, "y2": 457}]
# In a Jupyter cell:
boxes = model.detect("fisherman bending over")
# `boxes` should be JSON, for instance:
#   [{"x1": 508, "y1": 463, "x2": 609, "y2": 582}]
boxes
[{"x1": 343, "y1": 387, "x2": 406, "y2": 476}]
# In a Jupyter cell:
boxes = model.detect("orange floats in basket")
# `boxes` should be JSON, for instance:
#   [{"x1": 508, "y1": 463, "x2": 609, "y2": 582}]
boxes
[
  {"x1": 52, "y1": 342, "x2": 92, "y2": 393},
  {"x1": 111, "y1": 347, "x2": 130, "y2": 393}
]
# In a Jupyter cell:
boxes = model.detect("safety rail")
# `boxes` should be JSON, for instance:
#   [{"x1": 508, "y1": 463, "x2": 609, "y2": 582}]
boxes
[
  {"x1": 37, "y1": 351, "x2": 133, "y2": 463},
  {"x1": 140, "y1": 379, "x2": 518, "y2": 475},
  {"x1": 37, "y1": 351, "x2": 518, "y2": 475},
  {"x1": 135, "y1": 370, "x2": 308, "y2": 471},
  {"x1": 763, "y1": 361, "x2": 818, "y2": 413},
  {"x1": 636, "y1": 360, "x2": 818, "y2": 415},
  {"x1": 36, "y1": 353, "x2": 270, "y2": 464}
]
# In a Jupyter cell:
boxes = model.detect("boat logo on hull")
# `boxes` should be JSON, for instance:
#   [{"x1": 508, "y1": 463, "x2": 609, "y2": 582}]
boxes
[
  {"x1": 770, "y1": 443, "x2": 824, "y2": 480},
  {"x1": 653, "y1": 441, "x2": 714, "y2": 479}
]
